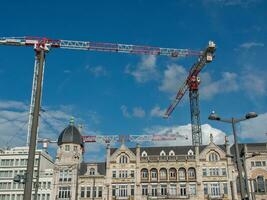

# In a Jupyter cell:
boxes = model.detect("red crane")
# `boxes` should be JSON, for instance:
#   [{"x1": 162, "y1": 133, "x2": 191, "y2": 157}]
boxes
[
  {"x1": 163, "y1": 41, "x2": 216, "y2": 146},
  {"x1": 0, "y1": 36, "x2": 203, "y2": 145}
]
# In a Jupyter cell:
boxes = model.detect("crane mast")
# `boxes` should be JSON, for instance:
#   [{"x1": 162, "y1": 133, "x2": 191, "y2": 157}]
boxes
[{"x1": 164, "y1": 41, "x2": 216, "y2": 146}]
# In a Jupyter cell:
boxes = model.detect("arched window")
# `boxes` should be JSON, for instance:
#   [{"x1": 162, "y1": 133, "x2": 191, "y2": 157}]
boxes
[
  {"x1": 150, "y1": 168, "x2": 158, "y2": 181},
  {"x1": 188, "y1": 168, "x2": 196, "y2": 179},
  {"x1": 160, "y1": 150, "x2": 166, "y2": 156},
  {"x1": 178, "y1": 168, "x2": 186, "y2": 180},
  {"x1": 169, "y1": 150, "x2": 175, "y2": 156},
  {"x1": 89, "y1": 168, "x2": 95, "y2": 175},
  {"x1": 257, "y1": 176, "x2": 265, "y2": 193},
  {"x1": 141, "y1": 151, "x2": 147, "y2": 157},
  {"x1": 141, "y1": 168, "x2": 148, "y2": 179},
  {"x1": 209, "y1": 152, "x2": 220, "y2": 162},
  {"x1": 119, "y1": 154, "x2": 129, "y2": 164},
  {"x1": 169, "y1": 168, "x2": 177, "y2": 180},
  {"x1": 160, "y1": 168, "x2": 167, "y2": 180}
]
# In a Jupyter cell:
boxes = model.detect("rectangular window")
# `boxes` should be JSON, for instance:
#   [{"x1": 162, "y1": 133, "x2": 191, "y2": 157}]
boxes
[
  {"x1": 223, "y1": 183, "x2": 228, "y2": 194},
  {"x1": 112, "y1": 171, "x2": 116, "y2": 178},
  {"x1": 81, "y1": 187, "x2": 85, "y2": 198},
  {"x1": 169, "y1": 184, "x2": 177, "y2": 196},
  {"x1": 210, "y1": 183, "x2": 220, "y2": 197},
  {"x1": 15, "y1": 159, "x2": 19, "y2": 166},
  {"x1": 202, "y1": 168, "x2": 207, "y2": 176},
  {"x1": 142, "y1": 170, "x2": 148, "y2": 178},
  {"x1": 65, "y1": 145, "x2": 70, "y2": 151},
  {"x1": 189, "y1": 184, "x2": 196, "y2": 195},
  {"x1": 98, "y1": 187, "x2": 102, "y2": 197},
  {"x1": 161, "y1": 185, "x2": 167, "y2": 196},
  {"x1": 112, "y1": 185, "x2": 116, "y2": 197},
  {"x1": 255, "y1": 161, "x2": 262, "y2": 166},
  {"x1": 222, "y1": 168, "x2": 227, "y2": 176},
  {"x1": 86, "y1": 187, "x2": 91, "y2": 197},
  {"x1": 131, "y1": 185, "x2": 134, "y2": 196},
  {"x1": 251, "y1": 161, "x2": 255, "y2": 167},
  {"x1": 151, "y1": 171, "x2": 157, "y2": 179},
  {"x1": 152, "y1": 185, "x2": 157, "y2": 196},
  {"x1": 263, "y1": 161, "x2": 266, "y2": 166},
  {"x1": 204, "y1": 184, "x2": 208, "y2": 195},
  {"x1": 58, "y1": 186, "x2": 71, "y2": 198},
  {"x1": 130, "y1": 170, "x2": 135, "y2": 178},
  {"x1": 59, "y1": 169, "x2": 72, "y2": 182},
  {"x1": 119, "y1": 185, "x2": 128, "y2": 197},
  {"x1": 46, "y1": 194, "x2": 50, "y2": 200},
  {"x1": 93, "y1": 186, "x2": 96, "y2": 197},
  {"x1": 180, "y1": 184, "x2": 186, "y2": 196},
  {"x1": 142, "y1": 185, "x2": 148, "y2": 195}
]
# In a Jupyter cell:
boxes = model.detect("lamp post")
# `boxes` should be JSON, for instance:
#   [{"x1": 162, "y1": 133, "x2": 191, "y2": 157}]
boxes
[{"x1": 208, "y1": 111, "x2": 257, "y2": 200}]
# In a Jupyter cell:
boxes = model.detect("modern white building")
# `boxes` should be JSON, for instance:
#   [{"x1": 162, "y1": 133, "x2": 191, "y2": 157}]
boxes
[{"x1": 0, "y1": 146, "x2": 54, "y2": 200}]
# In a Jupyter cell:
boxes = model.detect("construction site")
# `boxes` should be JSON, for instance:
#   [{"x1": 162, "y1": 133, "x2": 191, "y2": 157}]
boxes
[
  {"x1": 0, "y1": 1, "x2": 267, "y2": 200},
  {"x1": 0, "y1": 36, "x2": 265, "y2": 200}
]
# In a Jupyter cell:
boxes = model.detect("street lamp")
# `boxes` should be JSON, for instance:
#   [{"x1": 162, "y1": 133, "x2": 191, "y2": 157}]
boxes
[{"x1": 208, "y1": 111, "x2": 257, "y2": 200}]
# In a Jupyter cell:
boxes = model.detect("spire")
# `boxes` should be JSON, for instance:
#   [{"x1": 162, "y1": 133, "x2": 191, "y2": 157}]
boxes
[
  {"x1": 210, "y1": 133, "x2": 214, "y2": 143},
  {"x1": 69, "y1": 116, "x2": 74, "y2": 126}
]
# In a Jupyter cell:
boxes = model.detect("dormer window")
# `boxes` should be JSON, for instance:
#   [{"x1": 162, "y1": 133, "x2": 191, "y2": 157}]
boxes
[
  {"x1": 119, "y1": 154, "x2": 129, "y2": 164},
  {"x1": 141, "y1": 151, "x2": 148, "y2": 157},
  {"x1": 188, "y1": 149, "x2": 194, "y2": 156},
  {"x1": 89, "y1": 168, "x2": 95, "y2": 175},
  {"x1": 65, "y1": 145, "x2": 70, "y2": 151},
  {"x1": 160, "y1": 150, "x2": 166, "y2": 156},
  {"x1": 169, "y1": 150, "x2": 175, "y2": 156},
  {"x1": 209, "y1": 151, "x2": 220, "y2": 161}
]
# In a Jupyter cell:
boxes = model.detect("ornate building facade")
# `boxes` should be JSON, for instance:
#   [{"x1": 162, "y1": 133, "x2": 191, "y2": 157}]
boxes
[{"x1": 52, "y1": 122, "x2": 267, "y2": 200}]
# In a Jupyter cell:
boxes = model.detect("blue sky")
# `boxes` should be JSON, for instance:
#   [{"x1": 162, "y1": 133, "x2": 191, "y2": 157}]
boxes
[{"x1": 0, "y1": 0, "x2": 266, "y2": 161}]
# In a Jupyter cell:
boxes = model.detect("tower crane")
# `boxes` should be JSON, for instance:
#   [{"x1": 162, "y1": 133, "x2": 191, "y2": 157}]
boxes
[
  {"x1": 0, "y1": 36, "x2": 206, "y2": 200},
  {"x1": 163, "y1": 41, "x2": 216, "y2": 146},
  {"x1": 38, "y1": 131, "x2": 188, "y2": 151},
  {"x1": 0, "y1": 36, "x2": 203, "y2": 146}
]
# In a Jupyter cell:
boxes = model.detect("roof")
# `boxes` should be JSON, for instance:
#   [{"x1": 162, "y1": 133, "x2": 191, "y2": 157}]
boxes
[
  {"x1": 57, "y1": 125, "x2": 84, "y2": 146},
  {"x1": 79, "y1": 162, "x2": 106, "y2": 176},
  {"x1": 110, "y1": 144, "x2": 227, "y2": 156},
  {"x1": 230, "y1": 143, "x2": 267, "y2": 155}
]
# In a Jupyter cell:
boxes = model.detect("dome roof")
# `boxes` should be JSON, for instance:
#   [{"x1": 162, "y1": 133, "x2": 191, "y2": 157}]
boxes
[{"x1": 57, "y1": 121, "x2": 84, "y2": 146}]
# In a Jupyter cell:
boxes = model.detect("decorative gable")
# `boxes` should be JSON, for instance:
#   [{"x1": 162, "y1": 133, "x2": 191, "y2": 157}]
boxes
[
  {"x1": 169, "y1": 150, "x2": 175, "y2": 156},
  {"x1": 160, "y1": 150, "x2": 166, "y2": 156}
]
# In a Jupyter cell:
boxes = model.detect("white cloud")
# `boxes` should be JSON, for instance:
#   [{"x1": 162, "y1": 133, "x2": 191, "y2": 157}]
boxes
[
  {"x1": 241, "y1": 71, "x2": 267, "y2": 97},
  {"x1": 120, "y1": 105, "x2": 146, "y2": 118},
  {"x1": 85, "y1": 65, "x2": 108, "y2": 77},
  {"x1": 143, "y1": 124, "x2": 227, "y2": 146},
  {"x1": 125, "y1": 55, "x2": 159, "y2": 83},
  {"x1": 240, "y1": 112, "x2": 267, "y2": 141},
  {"x1": 204, "y1": 0, "x2": 262, "y2": 7},
  {"x1": 240, "y1": 42, "x2": 264, "y2": 49},
  {"x1": 63, "y1": 70, "x2": 72, "y2": 74},
  {"x1": 120, "y1": 105, "x2": 131, "y2": 118},
  {"x1": 0, "y1": 100, "x2": 105, "y2": 161},
  {"x1": 159, "y1": 64, "x2": 187, "y2": 94},
  {"x1": 0, "y1": 100, "x2": 28, "y2": 110},
  {"x1": 150, "y1": 106, "x2": 165, "y2": 117},
  {"x1": 200, "y1": 72, "x2": 239, "y2": 100},
  {"x1": 132, "y1": 107, "x2": 146, "y2": 118},
  {"x1": 158, "y1": 64, "x2": 239, "y2": 100}
]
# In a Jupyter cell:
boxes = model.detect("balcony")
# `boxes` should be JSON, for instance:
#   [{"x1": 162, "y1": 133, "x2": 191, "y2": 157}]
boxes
[{"x1": 140, "y1": 155, "x2": 196, "y2": 163}]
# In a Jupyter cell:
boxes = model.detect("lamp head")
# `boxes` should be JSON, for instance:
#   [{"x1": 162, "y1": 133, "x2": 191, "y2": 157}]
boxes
[
  {"x1": 245, "y1": 112, "x2": 258, "y2": 119},
  {"x1": 208, "y1": 111, "x2": 221, "y2": 121}
]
